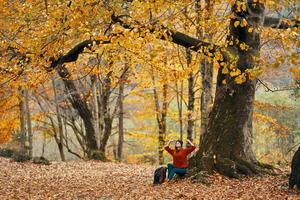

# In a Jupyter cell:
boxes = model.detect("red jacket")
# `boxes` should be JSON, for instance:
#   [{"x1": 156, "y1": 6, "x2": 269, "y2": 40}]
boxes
[{"x1": 165, "y1": 146, "x2": 196, "y2": 168}]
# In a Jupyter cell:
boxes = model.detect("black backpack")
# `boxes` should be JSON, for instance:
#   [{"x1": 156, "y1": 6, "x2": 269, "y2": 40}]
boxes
[{"x1": 153, "y1": 166, "x2": 167, "y2": 185}]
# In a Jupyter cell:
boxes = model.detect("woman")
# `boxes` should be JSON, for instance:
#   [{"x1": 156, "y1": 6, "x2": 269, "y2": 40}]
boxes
[{"x1": 164, "y1": 139, "x2": 196, "y2": 181}]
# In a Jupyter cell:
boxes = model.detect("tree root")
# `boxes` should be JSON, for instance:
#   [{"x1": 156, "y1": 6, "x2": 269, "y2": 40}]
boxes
[
  {"x1": 215, "y1": 157, "x2": 276, "y2": 178},
  {"x1": 189, "y1": 155, "x2": 276, "y2": 181},
  {"x1": 189, "y1": 170, "x2": 213, "y2": 185}
]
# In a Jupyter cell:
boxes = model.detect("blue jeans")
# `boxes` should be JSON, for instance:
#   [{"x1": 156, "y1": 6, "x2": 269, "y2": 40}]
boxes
[{"x1": 167, "y1": 163, "x2": 187, "y2": 180}]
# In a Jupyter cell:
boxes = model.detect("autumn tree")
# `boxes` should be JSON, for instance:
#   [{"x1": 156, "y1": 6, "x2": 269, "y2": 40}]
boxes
[{"x1": 1, "y1": 0, "x2": 299, "y2": 177}]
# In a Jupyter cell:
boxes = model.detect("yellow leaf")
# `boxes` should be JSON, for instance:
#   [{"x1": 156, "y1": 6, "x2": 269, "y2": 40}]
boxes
[
  {"x1": 234, "y1": 21, "x2": 240, "y2": 27},
  {"x1": 235, "y1": 74, "x2": 246, "y2": 84},
  {"x1": 222, "y1": 67, "x2": 229, "y2": 74},
  {"x1": 230, "y1": 69, "x2": 241, "y2": 77},
  {"x1": 239, "y1": 43, "x2": 248, "y2": 50},
  {"x1": 241, "y1": 3, "x2": 247, "y2": 11},
  {"x1": 240, "y1": 19, "x2": 248, "y2": 27},
  {"x1": 246, "y1": 67, "x2": 263, "y2": 80}
]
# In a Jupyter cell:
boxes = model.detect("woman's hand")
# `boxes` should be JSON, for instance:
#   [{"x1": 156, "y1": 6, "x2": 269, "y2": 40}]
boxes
[
  {"x1": 186, "y1": 139, "x2": 195, "y2": 146},
  {"x1": 165, "y1": 140, "x2": 174, "y2": 148}
]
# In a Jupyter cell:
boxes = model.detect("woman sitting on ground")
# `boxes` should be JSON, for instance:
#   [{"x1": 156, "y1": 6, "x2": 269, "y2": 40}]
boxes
[{"x1": 164, "y1": 139, "x2": 196, "y2": 181}]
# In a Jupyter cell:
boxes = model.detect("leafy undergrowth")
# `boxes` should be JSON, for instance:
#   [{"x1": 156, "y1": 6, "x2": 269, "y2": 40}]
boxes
[{"x1": 0, "y1": 157, "x2": 299, "y2": 200}]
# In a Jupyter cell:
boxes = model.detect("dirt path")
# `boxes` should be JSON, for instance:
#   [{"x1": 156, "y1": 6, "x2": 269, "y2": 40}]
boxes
[{"x1": 0, "y1": 158, "x2": 299, "y2": 200}]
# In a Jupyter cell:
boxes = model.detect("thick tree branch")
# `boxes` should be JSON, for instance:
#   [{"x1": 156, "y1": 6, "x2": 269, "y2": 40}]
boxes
[
  {"x1": 49, "y1": 14, "x2": 221, "y2": 73},
  {"x1": 111, "y1": 14, "x2": 220, "y2": 54},
  {"x1": 49, "y1": 40, "x2": 110, "y2": 71},
  {"x1": 263, "y1": 16, "x2": 299, "y2": 29}
]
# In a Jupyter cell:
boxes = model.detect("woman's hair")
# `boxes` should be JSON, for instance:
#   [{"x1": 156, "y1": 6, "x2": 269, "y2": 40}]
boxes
[{"x1": 175, "y1": 140, "x2": 183, "y2": 147}]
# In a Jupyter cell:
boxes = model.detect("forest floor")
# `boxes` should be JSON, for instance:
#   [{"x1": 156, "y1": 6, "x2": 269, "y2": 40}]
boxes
[{"x1": 0, "y1": 157, "x2": 299, "y2": 200}]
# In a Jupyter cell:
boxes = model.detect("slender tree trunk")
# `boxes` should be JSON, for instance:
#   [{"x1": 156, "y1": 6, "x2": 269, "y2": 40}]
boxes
[
  {"x1": 156, "y1": 84, "x2": 168, "y2": 165},
  {"x1": 182, "y1": 6, "x2": 195, "y2": 144},
  {"x1": 191, "y1": 1, "x2": 268, "y2": 177},
  {"x1": 19, "y1": 89, "x2": 26, "y2": 151},
  {"x1": 186, "y1": 49, "x2": 194, "y2": 144},
  {"x1": 175, "y1": 80, "x2": 184, "y2": 140},
  {"x1": 161, "y1": 84, "x2": 168, "y2": 164},
  {"x1": 117, "y1": 81, "x2": 124, "y2": 161},
  {"x1": 52, "y1": 78, "x2": 66, "y2": 161},
  {"x1": 117, "y1": 65, "x2": 129, "y2": 161},
  {"x1": 97, "y1": 75, "x2": 104, "y2": 146},
  {"x1": 195, "y1": 0, "x2": 214, "y2": 141},
  {"x1": 24, "y1": 89, "x2": 33, "y2": 158},
  {"x1": 91, "y1": 75, "x2": 100, "y2": 148},
  {"x1": 33, "y1": 90, "x2": 67, "y2": 160},
  {"x1": 99, "y1": 72, "x2": 112, "y2": 155},
  {"x1": 152, "y1": 68, "x2": 168, "y2": 165}
]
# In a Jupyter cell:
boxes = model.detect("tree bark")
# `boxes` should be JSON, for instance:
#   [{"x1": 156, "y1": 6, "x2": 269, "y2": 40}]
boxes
[
  {"x1": 200, "y1": 58, "x2": 213, "y2": 141},
  {"x1": 186, "y1": 49, "x2": 194, "y2": 144}
]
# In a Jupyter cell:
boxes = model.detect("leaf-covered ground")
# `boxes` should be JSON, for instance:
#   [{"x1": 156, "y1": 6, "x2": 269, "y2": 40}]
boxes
[{"x1": 0, "y1": 157, "x2": 299, "y2": 200}]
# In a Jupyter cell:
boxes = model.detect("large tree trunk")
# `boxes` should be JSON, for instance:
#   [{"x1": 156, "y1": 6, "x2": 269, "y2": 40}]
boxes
[
  {"x1": 289, "y1": 146, "x2": 300, "y2": 189},
  {"x1": 191, "y1": 1, "x2": 269, "y2": 177},
  {"x1": 56, "y1": 64, "x2": 98, "y2": 158}
]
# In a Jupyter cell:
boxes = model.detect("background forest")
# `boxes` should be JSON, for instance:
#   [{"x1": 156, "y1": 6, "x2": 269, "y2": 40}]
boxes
[{"x1": 0, "y1": 0, "x2": 299, "y2": 168}]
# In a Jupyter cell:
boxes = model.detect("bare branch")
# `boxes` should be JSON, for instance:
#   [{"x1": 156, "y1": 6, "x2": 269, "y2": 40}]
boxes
[
  {"x1": 263, "y1": 16, "x2": 299, "y2": 29},
  {"x1": 257, "y1": 78, "x2": 300, "y2": 92}
]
